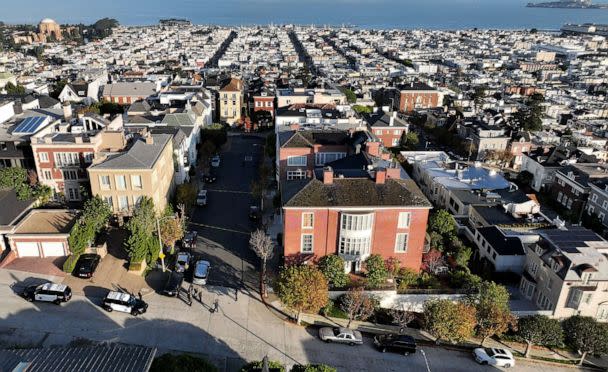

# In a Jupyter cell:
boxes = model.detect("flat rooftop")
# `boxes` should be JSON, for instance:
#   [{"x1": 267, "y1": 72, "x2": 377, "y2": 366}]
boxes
[{"x1": 13, "y1": 210, "x2": 78, "y2": 235}]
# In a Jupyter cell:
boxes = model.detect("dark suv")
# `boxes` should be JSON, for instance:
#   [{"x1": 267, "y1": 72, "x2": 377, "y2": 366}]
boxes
[{"x1": 373, "y1": 334, "x2": 417, "y2": 355}]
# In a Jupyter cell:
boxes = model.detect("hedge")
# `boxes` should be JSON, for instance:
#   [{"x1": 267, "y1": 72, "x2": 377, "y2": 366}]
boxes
[{"x1": 62, "y1": 254, "x2": 80, "y2": 273}]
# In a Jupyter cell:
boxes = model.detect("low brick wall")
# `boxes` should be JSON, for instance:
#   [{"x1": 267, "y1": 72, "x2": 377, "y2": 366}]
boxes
[{"x1": 329, "y1": 290, "x2": 466, "y2": 312}]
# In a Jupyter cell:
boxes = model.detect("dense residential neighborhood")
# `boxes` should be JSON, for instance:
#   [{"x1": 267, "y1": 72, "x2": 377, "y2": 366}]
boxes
[{"x1": 1, "y1": 14, "x2": 608, "y2": 372}]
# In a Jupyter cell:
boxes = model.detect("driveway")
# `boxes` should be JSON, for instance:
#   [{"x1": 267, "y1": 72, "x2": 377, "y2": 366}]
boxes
[{"x1": 188, "y1": 134, "x2": 265, "y2": 289}]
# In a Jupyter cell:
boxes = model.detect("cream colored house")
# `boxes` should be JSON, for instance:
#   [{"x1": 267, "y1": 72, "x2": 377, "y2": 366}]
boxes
[
  {"x1": 87, "y1": 133, "x2": 174, "y2": 215},
  {"x1": 219, "y1": 78, "x2": 243, "y2": 125},
  {"x1": 519, "y1": 227, "x2": 608, "y2": 321}
]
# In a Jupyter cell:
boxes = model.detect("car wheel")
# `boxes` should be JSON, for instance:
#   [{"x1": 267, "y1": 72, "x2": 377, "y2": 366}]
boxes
[
  {"x1": 504, "y1": 364, "x2": 511, "y2": 368},
  {"x1": 26, "y1": 296, "x2": 34, "y2": 302},
  {"x1": 131, "y1": 310, "x2": 138, "y2": 316},
  {"x1": 349, "y1": 342, "x2": 355, "y2": 346},
  {"x1": 480, "y1": 361, "x2": 488, "y2": 365},
  {"x1": 53, "y1": 299, "x2": 61, "y2": 305},
  {"x1": 403, "y1": 352, "x2": 410, "y2": 356},
  {"x1": 324, "y1": 339, "x2": 331, "y2": 343},
  {"x1": 104, "y1": 306, "x2": 113, "y2": 312}
]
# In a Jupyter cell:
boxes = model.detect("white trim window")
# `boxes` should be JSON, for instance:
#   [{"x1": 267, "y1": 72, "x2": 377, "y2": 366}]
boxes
[
  {"x1": 39, "y1": 152, "x2": 49, "y2": 163},
  {"x1": 62, "y1": 169, "x2": 78, "y2": 180},
  {"x1": 519, "y1": 278, "x2": 535, "y2": 300},
  {"x1": 597, "y1": 303, "x2": 608, "y2": 321},
  {"x1": 287, "y1": 170, "x2": 306, "y2": 180},
  {"x1": 103, "y1": 196, "x2": 113, "y2": 208},
  {"x1": 339, "y1": 236, "x2": 371, "y2": 256},
  {"x1": 567, "y1": 288, "x2": 583, "y2": 309},
  {"x1": 115, "y1": 175, "x2": 127, "y2": 190},
  {"x1": 398, "y1": 212, "x2": 411, "y2": 228},
  {"x1": 315, "y1": 152, "x2": 346, "y2": 166},
  {"x1": 287, "y1": 155, "x2": 307, "y2": 166},
  {"x1": 54, "y1": 152, "x2": 80, "y2": 167},
  {"x1": 395, "y1": 233, "x2": 409, "y2": 252},
  {"x1": 42, "y1": 170, "x2": 51, "y2": 180},
  {"x1": 131, "y1": 175, "x2": 142, "y2": 190},
  {"x1": 99, "y1": 175, "x2": 111, "y2": 190},
  {"x1": 301, "y1": 234, "x2": 313, "y2": 253},
  {"x1": 591, "y1": 194, "x2": 598, "y2": 203},
  {"x1": 302, "y1": 213, "x2": 314, "y2": 229},
  {"x1": 341, "y1": 214, "x2": 374, "y2": 231},
  {"x1": 83, "y1": 152, "x2": 94, "y2": 164},
  {"x1": 603, "y1": 201, "x2": 608, "y2": 210},
  {"x1": 118, "y1": 195, "x2": 129, "y2": 212}
]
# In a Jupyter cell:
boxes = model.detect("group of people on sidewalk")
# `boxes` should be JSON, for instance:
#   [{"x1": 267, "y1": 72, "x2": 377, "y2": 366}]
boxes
[{"x1": 185, "y1": 284, "x2": 220, "y2": 313}]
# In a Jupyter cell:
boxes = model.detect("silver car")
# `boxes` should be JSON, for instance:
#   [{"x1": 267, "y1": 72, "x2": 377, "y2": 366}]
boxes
[
  {"x1": 192, "y1": 260, "x2": 210, "y2": 285},
  {"x1": 318, "y1": 327, "x2": 363, "y2": 345}
]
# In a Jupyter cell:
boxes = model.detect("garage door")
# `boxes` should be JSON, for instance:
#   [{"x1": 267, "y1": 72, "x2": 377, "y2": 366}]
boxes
[
  {"x1": 15, "y1": 242, "x2": 40, "y2": 257},
  {"x1": 41, "y1": 242, "x2": 65, "y2": 257}
]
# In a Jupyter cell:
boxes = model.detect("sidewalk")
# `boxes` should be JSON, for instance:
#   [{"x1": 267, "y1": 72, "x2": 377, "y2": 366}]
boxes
[{"x1": 272, "y1": 302, "x2": 606, "y2": 369}]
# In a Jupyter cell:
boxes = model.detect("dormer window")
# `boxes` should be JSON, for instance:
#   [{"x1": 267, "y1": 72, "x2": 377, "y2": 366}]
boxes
[
  {"x1": 550, "y1": 258, "x2": 561, "y2": 272},
  {"x1": 581, "y1": 272, "x2": 593, "y2": 285}
]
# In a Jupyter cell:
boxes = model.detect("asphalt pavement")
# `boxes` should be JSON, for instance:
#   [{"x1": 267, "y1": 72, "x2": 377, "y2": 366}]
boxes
[
  {"x1": 0, "y1": 269, "x2": 571, "y2": 372},
  {"x1": 188, "y1": 134, "x2": 265, "y2": 289}
]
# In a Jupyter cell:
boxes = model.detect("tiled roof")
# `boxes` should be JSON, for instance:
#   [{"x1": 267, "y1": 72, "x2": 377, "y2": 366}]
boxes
[
  {"x1": 1, "y1": 344, "x2": 156, "y2": 372},
  {"x1": 89, "y1": 134, "x2": 171, "y2": 170},
  {"x1": 283, "y1": 178, "x2": 431, "y2": 208},
  {"x1": 279, "y1": 130, "x2": 350, "y2": 148}
]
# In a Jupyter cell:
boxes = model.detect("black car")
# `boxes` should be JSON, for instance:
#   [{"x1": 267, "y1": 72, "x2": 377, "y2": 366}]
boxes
[
  {"x1": 249, "y1": 206, "x2": 261, "y2": 221},
  {"x1": 73, "y1": 254, "x2": 101, "y2": 278},
  {"x1": 202, "y1": 171, "x2": 217, "y2": 183},
  {"x1": 162, "y1": 272, "x2": 184, "y2": 297},
  {"x1": 373, "y1": 334, "x2": 417, "y2": 355},
  {"x1": 182, "y1": 231, "x2": 198, "y2": 250},
  {"x1": 21, "y1": 282, "x2": 72, "y2": 304}
]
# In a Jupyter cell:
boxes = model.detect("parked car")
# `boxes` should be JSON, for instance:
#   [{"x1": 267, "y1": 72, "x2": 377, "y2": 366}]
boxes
[
  {"x1": 192, "y1": 260, "x2": 210, "y2": 285},
  {"x1": 373, "y1": 334, "x2": 417, "y2": 355},
  {"x1": 210, "y1": 155, "x2": 220, "y2": 167},
  {"x1": 182, "y1": 231, "x2": 198, "y2": 250},
  {"x1": 473, "y1": 348, "x2": 515, "y2": 368},
  {"x1": 73, "y1": 253, "x2": 101, "y2": 278},
  {"x1": 196, "y1": 190, "x2": 207, "y2": 206},
  {"x1": 318, "y1": 327, "x2": 363, "y2": 345},
  {"x1": 102, "y1": 291, "x2": 147, "y2": 316},
  {"x1": 202, "y1": 171, "x2": 217, "y2": 183},
  {"x1": 162, "y1": 272, "x2": 184, "y2": 297},
  {"x1": 21, "y1": 283, "x2": 72, "y2": 304},
  {"x1": 249, "y1": 205, "x2": 261, "y2": 221},
  {"x1": 175, "y1": 251, "x2": 192, "y2": 273}
]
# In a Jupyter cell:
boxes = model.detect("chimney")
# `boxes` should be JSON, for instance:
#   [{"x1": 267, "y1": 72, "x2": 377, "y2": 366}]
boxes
[
  {"x1": 74, "y1": 136, "x2": 83, "y2": 144},
  {"x1": 376, "y1": 168, "x2": 387, "y2": 185},
  {"x1": 145, "y1": 134, "x2": 154, "y2": 145},
  {"x1": 323, "y1": 166, "x2": 334, "y2": 185},
  {"x1": 386, "y1": 165, "x2": 401, "y2": 179},
  {"x1": 62, "y1": 103, "x2": 72, "y2": 120},
  {"x1": 366, "y1": 141, "x2": 381, "y2": 157}
]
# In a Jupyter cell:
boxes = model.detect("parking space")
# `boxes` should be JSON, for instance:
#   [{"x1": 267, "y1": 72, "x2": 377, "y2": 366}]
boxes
[{"x1": 188, "y1": 134, "x2": 265, "y2": 289}]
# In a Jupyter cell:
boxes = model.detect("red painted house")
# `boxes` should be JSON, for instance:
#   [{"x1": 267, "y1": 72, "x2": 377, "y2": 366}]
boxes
[
  {"x1": 281, "y1": 166, "x2": 432, "y2": 273},
  {"x1": 277, "y1": 130, "x2": 353, "y2": 181},
  {"x1": 389, "y1": 82, "x2": 441, "y2": 113},
  {"x1": 366, "y1": 111, "x2": 409, "y2": 148}
]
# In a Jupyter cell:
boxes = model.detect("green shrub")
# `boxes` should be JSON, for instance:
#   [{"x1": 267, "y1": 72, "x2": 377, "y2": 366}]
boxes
[
  {"x1": 364, "y1": 254, "x2": 388, "y2": 288},
  {"x1": 318, "y1": 255, "x2": 349, "y2": 288},
  {"x1": 418, "y1": 272, "x2": 441, "y2": 289},
  {"x1": 62, "y1": 254, "x2": 80, "y2": 273},
  {"x1": 128, "y1": 261, "x2": 143, "y2": 271},
  {"x1": 241, "y1": 360, "x2": 285, "y2": 372},
  {"x1": 396, "y1": 267, "x2": 419, "y2": 289},
  {"x1": 150, "y1": 353, "x2": 218, "y2": 372},
  {"x1": 291, "y1": 364, "x2": 337, "y2": 372}
]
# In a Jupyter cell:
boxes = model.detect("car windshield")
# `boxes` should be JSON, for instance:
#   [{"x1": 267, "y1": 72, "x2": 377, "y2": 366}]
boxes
[{"x1": 485, "y1": 348, "x2": 496, "y2": 357}]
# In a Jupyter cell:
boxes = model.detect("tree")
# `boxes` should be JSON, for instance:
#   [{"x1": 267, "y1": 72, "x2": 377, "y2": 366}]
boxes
[
  {"x1": 428, "y1": 209, "x2": 456, "y2": 236},
  {"x1": 125, "y1": 196, "x2": 158, "y2": 264},
  {"x1": 82, "y1": 196, "x2": 112, "y2": 234},
  {"x1": 339, "y1": 87, "x2": 357, "y2": 103},
  {"x1": 159, "y1": 212, "x2": 185, "y2": 254},
  {"x1": 423, "y1": 299, "x2": 477, "y2": 344},
  {"x1": 241, "y1": 360, "x2": 285, "y2": 372},
  {"x1": 352, "y1": 105, "x2": 373, "y2": 114},
  {"x1": 4, "y1": 82, "x2": 25, "y2": 95},
  {"x1": 562, "y1": 316, "x2": 608, "y2": 365},
  {"x1": 199, "y1": 140, "x2": 216, "y2": 162},
  {"x1": 276, "y1": 265, "x2": 328, "y2": 325},
  {"x1": 467, "y1": 281, "x2": 515, "y2": 346},
  {"x1": 422, "y1": 249, "x2": 445, "y2": 274},
  {"x1": 364, "y1": 254, "x2": 388, "y2": 288},
  {"x1": 175, "y1": 183, "x2": 198, "y2": 212},
  {"x1": 453, "y1": 245, "x2": 473, "y2": 268},
  {"x1": 151, "y1": 353, "x2": 218, "y2": 372},
  {"x1": 318, "y1": 255, "x2": 349, "y2": 288},
  {"x1": 291, "y1": 364, "x2": 336, "y2": 372},
  {"x1": 517, "y1": 315, "x2": 563, "y2": 358},
  {"x1": 340, "y1": 287, "x2": 376, "y2": 328},
  {"x1": 385, "y1": 257, "x2": 401, "y2": 279},
  {"x1": 390, "y1": 303, "x2": 417, "y2": 333},
  {"x1": 249, "y1": 229, "x2": 274, "y2": 298},
  {"x1": 401, "y1": 131, "x2": 419, "y2": 150}
]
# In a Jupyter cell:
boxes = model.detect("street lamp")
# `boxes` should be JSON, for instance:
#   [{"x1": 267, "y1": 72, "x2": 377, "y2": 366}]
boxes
[{"x1": 156, "y1": 214, "x2": 178, "y2": 273}]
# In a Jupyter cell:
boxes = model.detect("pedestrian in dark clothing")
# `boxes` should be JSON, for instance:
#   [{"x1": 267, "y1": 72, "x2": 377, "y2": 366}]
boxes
[
  {"x1": 213, "y1": 299, "x2": 219, "y2": 313},
  {"x1": 138, "y1": 291, "x2": 142, "y2": 301}
]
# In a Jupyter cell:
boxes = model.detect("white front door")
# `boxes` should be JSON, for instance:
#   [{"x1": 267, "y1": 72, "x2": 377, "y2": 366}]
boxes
[
  {"x1": 41, "y1": 242, "x2": 65, "y2": 257},
  {"x1": 16, "y1": 242, "x2": 40, "y2": 257}
]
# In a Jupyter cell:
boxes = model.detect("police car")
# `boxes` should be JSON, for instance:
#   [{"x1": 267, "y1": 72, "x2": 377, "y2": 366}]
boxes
[
  {"x1": 21, "y1": 283, "x2": 72, "y2": 305},
  {"x1": 102, "y1": 291, "x2": 148, "y2": 316}
]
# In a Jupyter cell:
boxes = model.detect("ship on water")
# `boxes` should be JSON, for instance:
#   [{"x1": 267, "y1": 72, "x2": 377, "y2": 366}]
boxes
[{"x1": 527, "y1": 0, "x2": 608, "y2": 8}]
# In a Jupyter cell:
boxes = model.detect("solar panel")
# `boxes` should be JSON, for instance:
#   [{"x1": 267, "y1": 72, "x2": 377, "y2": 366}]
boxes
[{"x1": 13, "y1": 116, "x2": 47, "y2": 134}]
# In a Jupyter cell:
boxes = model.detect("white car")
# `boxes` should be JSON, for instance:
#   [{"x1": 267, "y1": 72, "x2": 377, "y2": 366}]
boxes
[
  {"x1": 196, "y1": 190, "x2": 207, "y2": 206},
  {"x1": 102, "y1": 291, "x2": 148, "y2": 316},
  {"x1": 210, "y1": 155, "x2": 220, "y2": 167},
  {"x1": 473, "y1": 348, "x2": 515, "y2": 368}
]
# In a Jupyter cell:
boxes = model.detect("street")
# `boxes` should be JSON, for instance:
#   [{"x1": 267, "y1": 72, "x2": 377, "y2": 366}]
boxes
[
  {"x1": 188, "y1": 134, "x2": 266, "y2": 289},
  {"x1": 0, "y1": 269, "x2": 572, "y2": 372}
]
